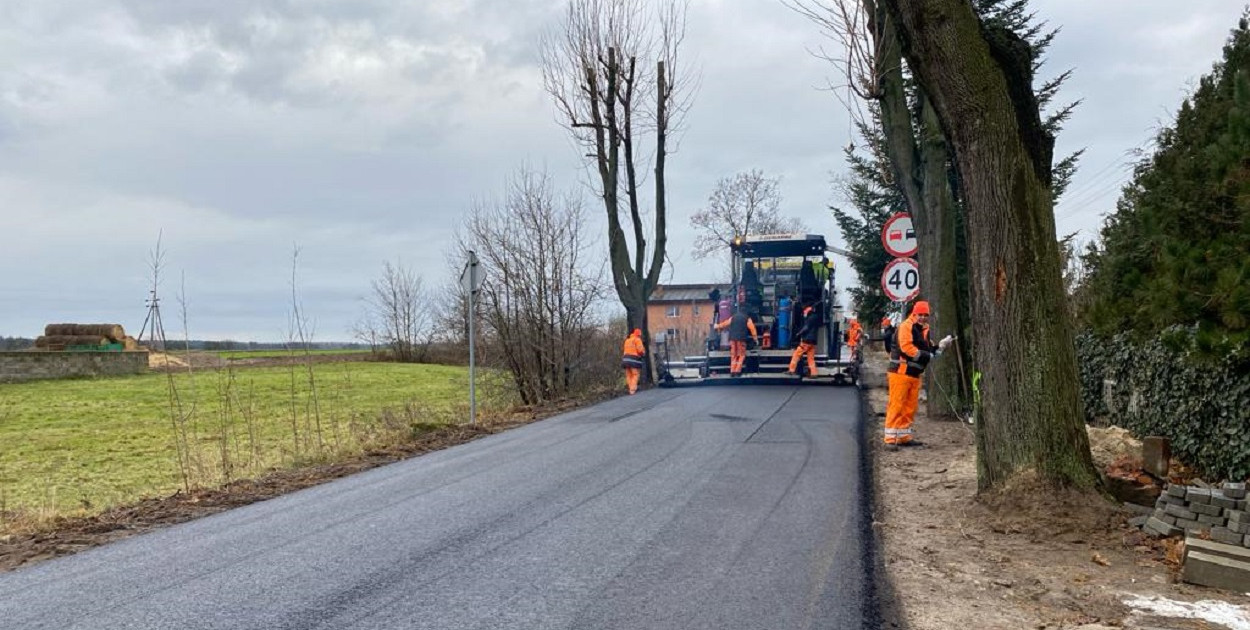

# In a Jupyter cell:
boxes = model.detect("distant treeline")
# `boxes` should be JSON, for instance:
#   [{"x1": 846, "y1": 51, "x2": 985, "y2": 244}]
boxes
[
  {"x1": 1, "y1": 337, "x2": 34, "y2": 350},
  {"x1": 0, "y1": 336, "x2": 370, "y2": 352}
]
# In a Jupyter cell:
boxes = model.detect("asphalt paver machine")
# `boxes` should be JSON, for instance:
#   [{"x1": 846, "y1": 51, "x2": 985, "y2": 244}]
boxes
[{"x1": 658, "y1": 233, "x2": 857, "y2": 386}]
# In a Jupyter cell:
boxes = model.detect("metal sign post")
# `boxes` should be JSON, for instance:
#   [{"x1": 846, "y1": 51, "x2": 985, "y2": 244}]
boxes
[{"x1": 460, "y1": 251, "x2": 481, "y2": 425}]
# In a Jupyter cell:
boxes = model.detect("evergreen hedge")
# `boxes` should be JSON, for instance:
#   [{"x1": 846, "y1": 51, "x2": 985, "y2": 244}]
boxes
[{"x1": 1076, "y1": 328, "x2": 1250, "y2": 481}]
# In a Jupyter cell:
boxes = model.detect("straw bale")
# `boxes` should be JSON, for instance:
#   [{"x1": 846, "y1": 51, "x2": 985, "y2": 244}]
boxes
[
  {"x1": 42, "y1": 323, "x2": 126, "y2": 341},
  {"x1": 35, "y1": 335, "x2": 110, "y2": 348}
]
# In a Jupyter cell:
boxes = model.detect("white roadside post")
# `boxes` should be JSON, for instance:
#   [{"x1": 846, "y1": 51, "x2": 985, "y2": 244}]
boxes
[{"x1": 460, "y1": 251, "x2": 481, "y2": 425}]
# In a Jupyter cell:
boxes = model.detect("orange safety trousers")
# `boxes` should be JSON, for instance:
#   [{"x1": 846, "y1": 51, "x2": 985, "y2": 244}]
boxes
[
  {"x1": 729, "y1": 340, "x2": 747, "y2": 374},
  {"x1": 624, "y1": 367, "x2": 641, "y2": 394},
  {"x1": 788, "y1": 341, "x2": 817, "y2": 375},
  {"x1": 884, "y1": 371, "x2": 921, "y2": 444}
]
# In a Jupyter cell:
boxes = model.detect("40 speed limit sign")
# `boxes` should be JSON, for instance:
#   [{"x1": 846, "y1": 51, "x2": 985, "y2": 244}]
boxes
[{"x1": 881, "y1": 258, "x2": 921, "y2": 302}]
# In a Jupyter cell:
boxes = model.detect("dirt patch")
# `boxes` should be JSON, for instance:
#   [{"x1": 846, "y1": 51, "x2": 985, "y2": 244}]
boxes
[
  {"x1": 865, "y1": 352, "x2": 1250, "y2": 629},
  {"x1": 0, "y1": 387, "x2": 615, "y2": 573}
]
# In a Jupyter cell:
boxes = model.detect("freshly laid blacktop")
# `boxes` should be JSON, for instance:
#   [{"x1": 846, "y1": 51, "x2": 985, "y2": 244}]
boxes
[{"x1": 0, "y1": 384, "x2": 874, "y2": 630}]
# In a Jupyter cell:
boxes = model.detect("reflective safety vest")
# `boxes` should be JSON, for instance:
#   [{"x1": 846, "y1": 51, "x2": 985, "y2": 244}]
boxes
[{"x1": 888, "y1": 316, "x2": 935, "y2": 378}]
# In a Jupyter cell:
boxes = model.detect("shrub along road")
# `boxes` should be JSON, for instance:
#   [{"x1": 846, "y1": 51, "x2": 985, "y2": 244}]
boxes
[{"x1": 0, "y1": 384, "x2": 874, "y2": 629}]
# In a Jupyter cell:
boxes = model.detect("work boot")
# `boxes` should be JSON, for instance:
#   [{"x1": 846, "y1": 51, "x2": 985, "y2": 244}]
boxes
[
  {"x1": 884, "y1": 443, "x2": 899, "y2": 452},
  {"x1": 900, "y1": 440, "x2": 925, "y2": 447}
]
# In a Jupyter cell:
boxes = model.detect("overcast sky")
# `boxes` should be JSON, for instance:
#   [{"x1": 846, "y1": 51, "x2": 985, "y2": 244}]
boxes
[{"x1": 2, "y1": 1, "x2": 1244, "y2": 341}]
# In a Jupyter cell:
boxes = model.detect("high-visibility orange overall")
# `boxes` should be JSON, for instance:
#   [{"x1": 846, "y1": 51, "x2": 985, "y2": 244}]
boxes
[
  {"x1": 788, "y1": 306, "x2": 820, "y2": 376},
  {"x1": 622, "y1": 330, "x2": 646, "y2": 394},
  {"x1": 884, "y1": 312, "x2": 935, "y2": 444}
]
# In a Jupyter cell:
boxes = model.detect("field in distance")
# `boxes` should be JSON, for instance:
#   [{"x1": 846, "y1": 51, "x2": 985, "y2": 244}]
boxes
[{"x1": 0, "y1": 361, "x2": 506, "y2": 530}]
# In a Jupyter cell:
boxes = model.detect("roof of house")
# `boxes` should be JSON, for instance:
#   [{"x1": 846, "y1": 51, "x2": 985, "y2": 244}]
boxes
[{"x1": 649, "y1": 283, "x2": 729, "y2": 303}]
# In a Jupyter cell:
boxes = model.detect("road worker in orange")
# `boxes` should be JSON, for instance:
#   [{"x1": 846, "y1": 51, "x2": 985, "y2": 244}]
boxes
[
  {"x1": 787, "y1": 305, "x2": 820, "y2": 377},
  {"x1": 715, "y1": 306, "x2": 758, "y2": 376},
  {"x1": 845, "y1": 318, "x2": 863, "y2": 361},
  {"x1": 621, "y1": 328, "x2": 646, "y2": 394},
  {"x1": 884, "y1": 300, "x2": 952, "y2": 448}
]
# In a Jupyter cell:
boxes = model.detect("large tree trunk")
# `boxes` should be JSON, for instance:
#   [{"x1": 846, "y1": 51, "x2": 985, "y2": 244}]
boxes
[
  {"x1": 871, "y1": 1, "x2": 969, "y2": 419},
  {"x1": 917, "y1": 95, "x2": 971, "y2": 416},
  {"x1": 881, "y1": 0, "x2": 1098, "y2": 490}
]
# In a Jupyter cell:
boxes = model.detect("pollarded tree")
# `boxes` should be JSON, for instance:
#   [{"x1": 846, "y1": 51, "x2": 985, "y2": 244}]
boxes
[
  {"x1": 880, "y1": 0, "x2": 1099, "y2": 490},
  {"x1": 541, "y1": 0, "x2": 692, "y2": 381}
]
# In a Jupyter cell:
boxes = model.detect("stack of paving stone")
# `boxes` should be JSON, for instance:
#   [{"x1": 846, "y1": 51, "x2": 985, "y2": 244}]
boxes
[{"x1": 1141, "y1": 482, "x2": 1250, "y2": 547}]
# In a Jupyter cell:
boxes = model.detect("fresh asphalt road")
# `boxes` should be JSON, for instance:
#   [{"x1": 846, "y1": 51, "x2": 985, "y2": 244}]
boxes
[{"x1": 0, "y1": 384, "x2": 871, "y2": 629}]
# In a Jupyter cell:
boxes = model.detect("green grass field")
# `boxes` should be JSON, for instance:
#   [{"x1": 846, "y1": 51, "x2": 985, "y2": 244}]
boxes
[
  {"x1": 0, "y1": 362, "x2": 506, "y2": 525},
  {"x1": 214, "y1": 348, "x2": 372, "y2": 360}
]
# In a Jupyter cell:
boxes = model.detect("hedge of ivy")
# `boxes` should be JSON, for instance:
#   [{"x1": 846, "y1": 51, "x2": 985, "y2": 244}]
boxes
[{"x1": 1075, "y1": 328, "x2": 1250, "y2": 481}]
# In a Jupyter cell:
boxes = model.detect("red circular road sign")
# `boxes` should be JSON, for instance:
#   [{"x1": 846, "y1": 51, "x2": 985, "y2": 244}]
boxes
[
  {"x1": 881, "y1": 213, "x2": 918, "y2": 258},
  {"x1": 881, "y1": 257, "x2": 921, "y2": 302}
]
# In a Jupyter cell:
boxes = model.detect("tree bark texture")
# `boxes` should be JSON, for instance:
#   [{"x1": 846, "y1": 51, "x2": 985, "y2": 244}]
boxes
[
  {"x1": 917, "y1": 95, "x2": 971, "y2": 414},
  {"x1": 881, "y1": 0, "x2": 1098, "y2": 490},
  {"x1": 870, "y1": 1, "x2": 970, "y2": 418}
]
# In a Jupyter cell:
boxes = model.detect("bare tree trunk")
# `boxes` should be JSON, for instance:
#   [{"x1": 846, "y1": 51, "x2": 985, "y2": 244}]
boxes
[
  {"x1": 882, "y1": 0, "x2": 1098, "y2": 490},
  {"x1": 870, "y1": 1, "x2": 969, "y2": 419},
  {"x1": 916, "y1": 94, "x2": 970, "y2": 418}
]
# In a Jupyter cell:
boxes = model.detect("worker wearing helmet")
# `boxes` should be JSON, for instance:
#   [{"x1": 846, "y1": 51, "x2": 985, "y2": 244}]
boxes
[
  {"x1": 884, "y1": 300, "x2": 953, "y2": 448},
  {"x1": 787, "y1": 304, "x2": 821, "y2": 377},
  {"x1": 715, "y1": 306, "x2": 758, "y2": 376},
  {"x1": 622, "y1": 328, "x2": 646, "y2": 394}
]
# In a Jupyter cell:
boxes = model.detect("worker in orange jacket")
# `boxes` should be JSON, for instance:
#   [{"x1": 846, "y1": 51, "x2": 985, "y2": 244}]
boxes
[
  {"x1": 845, "y1": 318, "x2": 863, "y2": 361},
  {"x1": 622, "y1": 328, "x2": 646, "y2": 394},
  {"x1": 715, "y1": 306, "x2": 758, "y2": 376},
  {"x1": 787, "y1": 305, "x2": 820, "y2": 377},
  {"x1": 884, "y1": 301, "x2": 952, "y2": 448}
]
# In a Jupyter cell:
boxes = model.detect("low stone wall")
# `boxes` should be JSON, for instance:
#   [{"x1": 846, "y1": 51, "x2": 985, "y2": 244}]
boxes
[{"x1": 0, "y1": 351, "x2": 149, "y2": 383}]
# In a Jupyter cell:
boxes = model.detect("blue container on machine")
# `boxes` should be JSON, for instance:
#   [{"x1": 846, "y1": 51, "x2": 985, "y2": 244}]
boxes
[{"x1": 778, "y1": 297, "x2": 792, "y2": 348}]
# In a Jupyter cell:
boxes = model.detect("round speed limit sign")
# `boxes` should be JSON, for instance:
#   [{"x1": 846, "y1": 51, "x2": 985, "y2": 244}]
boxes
[{"x1": 881, "y1": 257, "x2": 921, "y2": 302}]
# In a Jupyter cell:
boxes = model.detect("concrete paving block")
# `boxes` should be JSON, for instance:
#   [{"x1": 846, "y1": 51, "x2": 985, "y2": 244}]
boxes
[
  {"x1": 1211, "y1": 494, "x2": 1239, "y2": 510},
  {"x1": 1228, "y1": 510, "x2": 1249, "y2": 524},
  {"x1": 1142, "y1": 436, "x2": 1170, "y2": 479},
  {"x1": 1183, "y1": 550, "x2": 1250, "y2": 591},
  {"x1": 1230, "y1": 520, "x2": 1250, "y2": 535},
  {"x1": 1192, "y1": 502, "x2": 1224, "y2": 517},
  {"x1": 1177, "y1": 518, "x2": 1205, "y2": 532},
  {"x1": 1187, "y1": 487, "x2": 1213, "y2": 504},
  {"x1": 1222, "y1": 482, "x2": 1247, "y2": 499},
  {"x1": 1199, "y1": 514, "x2": 1228, "y2": 526},
  {"x1": 1185, "y1": 537, "x2": 1250, "y2": 562},
  {"x1": 1158, "y1": 494, "x2": 1187, "y2": 506},
  {"x1": 1166, "y1": 484, "x2": 1188, "y2": 498},
  {"x1": 1164, "y1": 503, "x2": 1198, "y2": 520},
  {"x1": 1144, "y1": 517, "x2": 1181, "y2": 537},
  {"x1": 1212, "y1": 527, "x2": 1245, "y2": 546},
  {"x1": 1129, "y1": 515, "x2": 1149, "y2": 528}
]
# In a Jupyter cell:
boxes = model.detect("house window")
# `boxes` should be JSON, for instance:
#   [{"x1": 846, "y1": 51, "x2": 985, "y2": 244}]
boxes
[
  {"x1": 693, "y1": 304, "x2": 701, "y2": 315},
  {"x1": 667, "y1": 328, "x2": 680, "y2": 340},
  {"x1": 666, "y1": 305, "x2": 680, "y2": 317}
]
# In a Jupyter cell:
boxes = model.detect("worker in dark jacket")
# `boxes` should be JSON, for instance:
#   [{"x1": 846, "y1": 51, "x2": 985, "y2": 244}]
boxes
[
  {"x1": 787, "y1": 305, "x2": 821, "y2": 377},
  {"x1": 884, "y1": 301, "x2": 952, "y2": 447},
  {"x1": 880, "y1": 317, "x2": 896, "y2": 355},
  {"x1": 715, "y1": 306, "x2": 758, "y2": 376}
]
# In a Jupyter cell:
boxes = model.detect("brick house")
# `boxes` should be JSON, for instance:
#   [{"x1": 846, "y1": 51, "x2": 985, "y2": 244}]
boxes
[{"x1": 646, "y1": 284, "x2": 728, "y2": 355}]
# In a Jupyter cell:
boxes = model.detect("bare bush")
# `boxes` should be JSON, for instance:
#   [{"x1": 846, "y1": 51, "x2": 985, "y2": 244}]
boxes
[
  {"x1": 451, "y1": 167, "x2": 609, "y2": 405},
  {"x1": 356, "y1": 261, "x2": 435, "y2": 362}
]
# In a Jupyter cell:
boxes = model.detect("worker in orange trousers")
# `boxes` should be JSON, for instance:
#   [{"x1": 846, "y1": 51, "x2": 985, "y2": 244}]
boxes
[
  {"x1": 715, "y1": 307, "x2": 758, "y2": 376},
  {"x1": 622, "y1": 328, "x2": 646, "y2": 394},
  {"x1": 787, "y1": 305, "x2": 820, "y2": 377},
  {"x1": 845, "y1": 318, "x2": 863, "y2": 361},
  {"x1": 885, "y1": 301, "x2": 952, "y2": 448}
]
